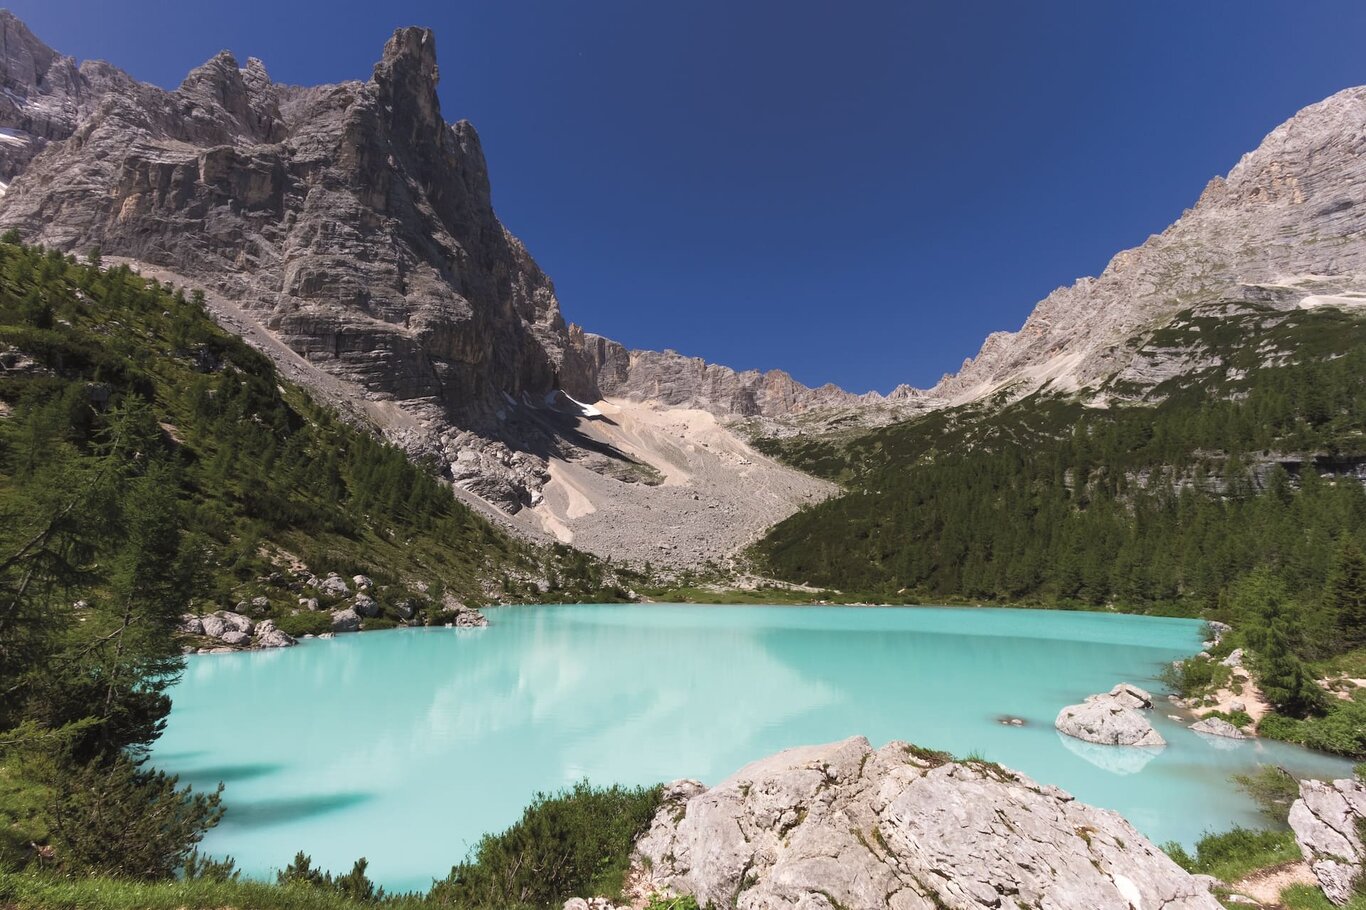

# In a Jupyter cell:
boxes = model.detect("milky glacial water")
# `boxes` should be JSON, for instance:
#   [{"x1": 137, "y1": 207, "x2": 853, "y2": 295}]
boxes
[{"x1": 151, "y1": 604, "x2": 1354, "y2": 892}]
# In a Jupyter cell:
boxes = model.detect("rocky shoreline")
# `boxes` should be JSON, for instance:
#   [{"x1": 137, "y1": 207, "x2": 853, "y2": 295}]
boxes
[{"x1": 176, "y1": 570, "x2": 489, "y2": 653}]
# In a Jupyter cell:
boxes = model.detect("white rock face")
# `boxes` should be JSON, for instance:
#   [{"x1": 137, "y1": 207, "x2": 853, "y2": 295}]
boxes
[
  {"x1": 633, "y1": 737, "x2": 1219, "y2": 910},
  {"x1": 199, "y1": 614, "x2": 227, "y2": 638},
  {"x1": 1094, "y1": 682, "x2": 1155, "y2": 710},
  {"x1": 1289, "y1": 778, "x2": 1366, "y2": 905},
  {"x1": 253, "y1": 619, "x2": 297, "y2": 649},
  {"x1": 214, "y1": 611, "x2": 254, "y2": 635},
  {"x1": 1190, "y1": 717, "x2": 1246, "y2": 739},
  {"x1": 1056, "y1": 684, "x2": 1166, "y2": 747},
  {"x1": 319, "y1": 574, "x2": 350, "y2": 598},
  {"x1": 330, "y1": 608, "x2": 362, "y2": 633}
]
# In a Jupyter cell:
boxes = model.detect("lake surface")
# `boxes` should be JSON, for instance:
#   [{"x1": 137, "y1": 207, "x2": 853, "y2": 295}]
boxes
[{"x1": 152, "y1": 604, "x2": 1354, "y2": 892}]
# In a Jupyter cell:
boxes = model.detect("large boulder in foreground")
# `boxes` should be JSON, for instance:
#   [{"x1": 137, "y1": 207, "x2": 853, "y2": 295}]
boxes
[
  {"x1": 1289, "y1": 777, "x2": 1365, "y2": 905},
  {"x1": 632, "y1": 737, "x2": 1218, "y2": 910},
  {"x1": 1056, "y1": 683, "x2": 1165, "y2": 747}
]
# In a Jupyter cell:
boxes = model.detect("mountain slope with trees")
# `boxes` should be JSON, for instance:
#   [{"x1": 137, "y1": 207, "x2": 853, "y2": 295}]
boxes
[{"x1": 752, "y1": 299, "x2": 1366, "y2": 755}]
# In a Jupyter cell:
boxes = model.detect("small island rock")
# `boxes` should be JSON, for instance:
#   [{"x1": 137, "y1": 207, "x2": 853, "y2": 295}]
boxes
[{"x1": 1056, "y1": 698, "x2": 1165, "y2": 747}]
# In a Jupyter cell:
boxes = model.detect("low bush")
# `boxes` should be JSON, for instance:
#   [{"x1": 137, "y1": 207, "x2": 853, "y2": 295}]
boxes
[
  {"x1": 275, "y1": 612, "x2": 334, "y2": 637},
  {"x1": 1162, "y1": 827, "x2": 1300, "y2": 882},
  {"x1": 1159, "y1": 657, "x2": 1229, "y2": 699},
  {"x1": 363, "y1": 617, "x2": 398, "y2": 631},
  {"x1": 1279, "y1": 883, "x2": 1366, "y2": 909},
  {"x1": 429, "y1": 781, "x2": 661, "y2": 909},
  {"x1": 1258, "y1": 697, "x2": 1366, "y2": 759},
  {"x1": 1232, "y1": 765, "x2": 1300, "y2": 824}
]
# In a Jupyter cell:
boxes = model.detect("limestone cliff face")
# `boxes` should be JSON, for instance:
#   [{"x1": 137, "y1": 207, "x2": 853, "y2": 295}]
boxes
[
  {"x1": 630, "y1": 737, "x2": 1220, "y2": 910},
  {"x1": 563, "y1": 325, "x2": 877, "y2": 418},
  {"x1": 0, "y1": 10, "x2": 136, "y2": 183},
  {"x1": 930, "y1": 87, "x2": 1366, "y2": 403}
]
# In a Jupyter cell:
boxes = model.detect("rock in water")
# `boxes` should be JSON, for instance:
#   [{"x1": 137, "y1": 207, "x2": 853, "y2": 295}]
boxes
[
  {"x1": 1055, "y1": 701, "x2": 1165, "y2": 746},
  {"x1": 453, "y1": 606, "x2": 489, "y2": 628},
  {"x1": 1190, "y1": 717, "x2": 1246, "y2": 739},
  {"x1": 632, "y1": 737, "x2": 1219, "y2": 910},
  {"x1": 1056, "y1": 685, "x2": 1166, "y2": 747},
  {"x1": 1290, "y1": 778, "x2": 1366, "y2": 905}
]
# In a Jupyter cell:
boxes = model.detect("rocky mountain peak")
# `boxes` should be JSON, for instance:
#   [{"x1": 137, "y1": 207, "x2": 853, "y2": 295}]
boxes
[
  {"x1": 0, "y1": 8, "x2": 99, "y2": 180},
  {"x1": 371, "y1": 26, "x2": 443, "y2": 145},
  {"x1": 176, "y1": 49, "x2": 282, "y2": 143},
  {"x1": 0, "y1": 9, "x2": 60, "y2": 90}
]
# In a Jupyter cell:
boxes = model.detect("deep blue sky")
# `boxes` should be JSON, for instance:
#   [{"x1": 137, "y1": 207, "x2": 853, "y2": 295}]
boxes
[{"x1": 13, "y1": 2, "x2": 1366, "y2": 392}]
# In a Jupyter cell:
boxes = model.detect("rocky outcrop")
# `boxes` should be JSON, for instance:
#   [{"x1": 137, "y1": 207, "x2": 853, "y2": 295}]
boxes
[
  {"x1": 631, "y1": 736, "x2": 1219, "y2": 910},
  {"x1": 330, "y1": 608, "x2": 362, "y2": 633},
  {"x1": 253, "y1": 619, "x2": 297, "y2": 649},
  {"x1": 1097, "y1": 682, "x2": 1155, "y2": 710},
  {"x1": 1055, "y1": 684, "x2": 1165, "y2": 747},
  {"x1": 0, "y1": 11, "x2": 137, "y2": 183},
  {"x1": 1290, "y1": 777, "x2": 1366, "y2": 905},
  {"x1": 178, "y1": 609, "x2": 296, "y2": 649},
  {"x1": 440, "y1": 600, "x2": 489, "y2": 627}
]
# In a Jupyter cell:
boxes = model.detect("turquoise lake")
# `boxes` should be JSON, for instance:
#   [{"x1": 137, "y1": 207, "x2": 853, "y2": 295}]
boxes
[{"x1": 151, "y1": 604, "x2": 1355, "y2": 893}]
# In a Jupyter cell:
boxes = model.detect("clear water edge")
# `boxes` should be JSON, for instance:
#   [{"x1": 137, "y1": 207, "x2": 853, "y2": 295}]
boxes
[{"x1": 151, "y1": 604, "x2": 1355, "y2": 893}]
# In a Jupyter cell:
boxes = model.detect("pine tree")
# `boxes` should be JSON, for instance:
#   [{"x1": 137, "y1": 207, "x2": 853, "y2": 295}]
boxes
[{"x1": 1327, "y1": 540, "x2": 1366, "y2": 650}]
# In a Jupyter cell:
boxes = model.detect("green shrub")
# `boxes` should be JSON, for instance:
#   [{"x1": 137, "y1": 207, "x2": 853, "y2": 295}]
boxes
[
  {"x1": 429, "y1": 781, "x2": 662, "y2": 909},
  {"x1": 1161, "y1": 827, "x2": 1300, "y2": 882},
  {"x1": 1159, "y1": 658, "x2": 1228, "y2": 698},
  {"x1": 1232, "y1": 766, "x2": 1300, "y2": 824},
  {"x1": 1259, "y1": 698, "x2": 1366, "y2": 759},
  {"x1": 363, "y1": 617, "x2": 398, "y2": 631},
  {"x1": 275, "y1": 612, "x2": 334, "y2": 637},
  {"x1": 644, "y1": 895, "x2": 700, "y2": 910},
  {"x1": 29, "y1": 751, "x2": 223, "y2": 879},
  {"x1": 1280, "y1": 883, "x2": 1366, "y2": 910}
]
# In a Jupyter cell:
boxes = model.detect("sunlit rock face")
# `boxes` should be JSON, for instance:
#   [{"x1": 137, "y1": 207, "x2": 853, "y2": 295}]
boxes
[{"x1": 632, "y1": 736, "x2": 1222, "y2": 910}]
